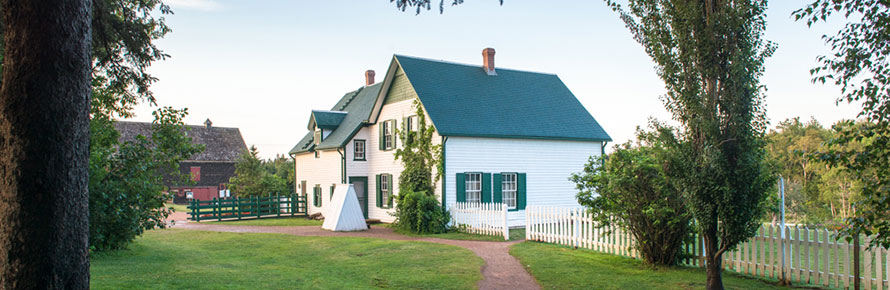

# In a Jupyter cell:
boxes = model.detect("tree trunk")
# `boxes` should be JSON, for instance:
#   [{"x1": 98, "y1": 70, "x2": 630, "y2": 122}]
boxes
[
  {"x1": 0, "y1": 0, "x2": 92, "y2": 288},
  {"x1": 703, "y1": 231, "x2": 725, "y2": 290}
]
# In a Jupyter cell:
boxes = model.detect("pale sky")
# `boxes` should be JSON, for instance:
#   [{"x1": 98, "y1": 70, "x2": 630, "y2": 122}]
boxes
[{"x1": 133, "y1": 0, "x2": 860, "y2": 158}]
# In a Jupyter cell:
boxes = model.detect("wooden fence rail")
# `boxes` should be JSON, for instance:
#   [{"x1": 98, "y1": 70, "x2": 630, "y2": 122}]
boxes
[
  {"x1": 450, "y1": 202, "x2": 509, "y2": 240},
  {"x1": 526, "y1": 205, "x2": 889, "y2": 289},
  {"x1": 187, "y1": 194, "x2": 307, "y2": 222}
]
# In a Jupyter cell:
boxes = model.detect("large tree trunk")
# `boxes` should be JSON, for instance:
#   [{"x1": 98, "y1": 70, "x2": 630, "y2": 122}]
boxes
[{"x1": 0, "y1": 0, "x2": 92, "y2": 288}]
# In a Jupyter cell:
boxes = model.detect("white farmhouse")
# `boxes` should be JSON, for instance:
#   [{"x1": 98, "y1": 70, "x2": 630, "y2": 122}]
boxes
[{"x1": 290, "y1": 48, "x2": 611, "y2": 226}]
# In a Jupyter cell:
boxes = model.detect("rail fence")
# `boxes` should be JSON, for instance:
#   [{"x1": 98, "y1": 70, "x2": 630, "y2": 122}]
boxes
[
  {"x1": 525, "y1": 205, "x2": 890, "y2": 289},
  {"x1": 188, "y1": 194, "x2": 307, "y2": 222},
  {"x1": 450, "y1": 202, "x2": 509, "y2": 240}
]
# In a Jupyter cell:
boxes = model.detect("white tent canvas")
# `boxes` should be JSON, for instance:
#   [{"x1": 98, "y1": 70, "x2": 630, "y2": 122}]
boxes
[{"x1": 322, "y1": 184, "x2": 367, "y2": 231}]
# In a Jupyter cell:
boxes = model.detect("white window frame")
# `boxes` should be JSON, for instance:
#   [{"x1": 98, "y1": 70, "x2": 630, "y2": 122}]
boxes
[
  {"x1": 465, "y1": 173, "x2": 482, "y2": 204},
  {"x1": 383, "y1": 120, "x2": 394, "y2": 150},
  {"x1": 354, "y1": 139, "x2": 365, "y2": 160},
  {"x1": 381, "y1": 174, "x2": 391, "y2": 207},
  {"x1": 501, "y1": 173, "x2": 517, "y2": 210},
  {"x1": 407, "y1": 115, "x2": 418, "y2": 132}
]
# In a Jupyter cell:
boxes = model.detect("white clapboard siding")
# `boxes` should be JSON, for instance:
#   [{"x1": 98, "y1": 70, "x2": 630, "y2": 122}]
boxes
[
  {"x1": 451, "y1": 202, "x2": 509, "y2": 240},
  {"x1": 445, "y1": 137, "x2": 602, "y2": 227},
  {"x1": 525, "y1": 206, "x2": 890, "y2": 289},
  {"x1": 294, "y1": 149, "x2": 342, "y2": 216}
]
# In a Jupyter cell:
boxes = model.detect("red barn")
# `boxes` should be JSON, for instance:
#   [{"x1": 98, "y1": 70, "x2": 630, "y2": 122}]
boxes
[{"x1": 115, "y1": 119, "x2": 248, "y2": 203}]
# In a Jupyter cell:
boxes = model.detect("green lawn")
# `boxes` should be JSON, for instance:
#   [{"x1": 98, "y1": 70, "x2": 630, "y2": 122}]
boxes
[
  {"x1": 510, "y1": 241, "x2": 809, "y2": 290},
  {"x1": 91, "y1": 229, "x2": 483, "y2": 289},
  {"x1": 165, "y1": 203, "x2": 188, "y2": 213},
  {"x1": 390, "y1": 225, "x2": 526, "y2": 242},
  {"x1": 203, "y1": 216, "x2": 322, "y2": 226}
]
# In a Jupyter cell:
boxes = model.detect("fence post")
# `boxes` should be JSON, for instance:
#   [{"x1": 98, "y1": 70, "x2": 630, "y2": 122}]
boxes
[
  {"x1": 215, "y1": 197, "x2": 221, "y2": 221},
  {"x1": 255, "y1": 195, "x2": 261, "y2": 219},
  {"x1": 855, "y1": 233, "x2": 861, "y2": 290},
  {"x1": 236, "y1": 196, "x2": 242, "y2": 220},
  {"x1": 189, "y1": 198, "x2": 195, "y2": 221},
  {"x1": 502, "y1": 203, "x2": 509, "y2": 241}
]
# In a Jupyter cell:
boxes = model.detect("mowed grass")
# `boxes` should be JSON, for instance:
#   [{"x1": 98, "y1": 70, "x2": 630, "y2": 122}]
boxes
[
  {"x1": 390, "y1": 225, "x2": 526, "y2": 242},
  {"x1": 91, "y1": 229, "x2": 483, "y2": 289},
  {"x1": 165, "y1": 203, "x2": 189, "y2": 213},
  {"x1": 510, "y1": 241, "x2": 807, "y2": 290},
  {"x1": 204, "y1": 216, "x2": 322, "y2": 226}
]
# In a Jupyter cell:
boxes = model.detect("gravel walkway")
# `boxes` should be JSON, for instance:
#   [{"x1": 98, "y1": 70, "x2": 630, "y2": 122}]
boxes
[{"x1": 176, "y1": 222, "x2": 540, "y2": 290}]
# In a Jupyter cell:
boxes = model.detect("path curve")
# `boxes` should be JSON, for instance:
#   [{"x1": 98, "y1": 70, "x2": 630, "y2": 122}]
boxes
[{"x1": 175, "y1": 222, "x2": 540, "y2": 290}]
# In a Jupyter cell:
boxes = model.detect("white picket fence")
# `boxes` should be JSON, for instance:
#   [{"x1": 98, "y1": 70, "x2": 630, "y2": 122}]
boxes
[
  {"x1": 525, "y1": 205, "x2": 890, "y2": 289},
  {"x1": 450, "y1": 202, "x2": 509, "y2": 240}
]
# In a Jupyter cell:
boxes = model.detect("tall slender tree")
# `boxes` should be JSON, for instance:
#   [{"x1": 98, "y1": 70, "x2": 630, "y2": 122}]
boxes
[
  {"x1": 605, "y1": 1, "x2": 776, "y2": 289},
  {"x1": 0, "y1": 0, "x2": 93, "y2": 288}
]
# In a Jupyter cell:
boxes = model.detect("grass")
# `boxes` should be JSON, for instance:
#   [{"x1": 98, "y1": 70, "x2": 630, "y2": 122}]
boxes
[
  {"x1": 91, "y1": 229, "x2": 483, "y2": 289},
  {"x1": 165, "y1": 203, "x2": 188, "y2": 213},
  {"x1": 510, "y1": 241, "x2": 810, "y2": 290},
  {"x1": 204, "y1": 216, "x2": 322, "y2": 226},
  {"x1": 388, "y1": 224, "x2": 526, "y2": 242}
]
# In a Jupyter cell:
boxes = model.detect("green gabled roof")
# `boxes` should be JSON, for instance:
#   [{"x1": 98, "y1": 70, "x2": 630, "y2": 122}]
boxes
[
  {"x1": 394, "y1": 55, "x2": 611, "y2": 142},
  {"x1": 289, "y1": 83, "x2": 383, "y2": 154},
  {"x1": 308, "y1": 110, "x2": 347, "y2": 130}
]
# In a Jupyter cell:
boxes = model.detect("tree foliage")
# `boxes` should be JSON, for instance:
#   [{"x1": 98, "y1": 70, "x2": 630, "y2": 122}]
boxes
[
  {"x1": 573, "y1": 123, "x2": 692, "y2": 266},
  {"x1": 228, "y1": 146, "x2": 288, "y2": 197},
  {"x1": 89, "y1": 107, "x2": 202, "y2": 251},
  {"x1": 605, "y1": 1, "x2": 776, "y2": 288},
  {"x1": 794, "y1": 0, "x2": 890, "y2": 248},
  {"x1": 392, "y1": 100, "x2": 449, "y2": 233},
  {"x1": 389, "y1": 0, "x2": 502, "y2": 14}
]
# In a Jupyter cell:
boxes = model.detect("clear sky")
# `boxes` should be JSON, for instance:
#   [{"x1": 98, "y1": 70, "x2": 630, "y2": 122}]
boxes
[{"x1": 133, "y1": 0, "x2": 860, "y2": 158}]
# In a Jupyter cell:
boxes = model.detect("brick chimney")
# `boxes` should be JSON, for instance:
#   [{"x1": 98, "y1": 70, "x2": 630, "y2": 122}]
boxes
[
  {"x1": 365, "y1": 70, "x2": 376, "y2": 86},
  {"x1": 482, "y1": 48, "x2": 496, "y2": 76}
]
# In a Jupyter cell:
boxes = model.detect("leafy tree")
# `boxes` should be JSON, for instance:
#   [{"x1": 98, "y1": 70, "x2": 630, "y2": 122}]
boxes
[
  {"x1": 765, "y1": 118, "x2": 833, "y2": 223},
  {"x1": 794, "y1": 0, "x2": 890, "y2": 247},
  {"x1": 229, "y1": 146, "x2": 288, "y2": 197},
  {"x1": 390, "y1": 0, "x2": 502, "y2": 14},
  {"x1": 573, "y1": 123, "x2": 692, "y2": 266},
  {"x1": 265, "y1": 154, "x2": 296, "y2": 194},
  {"x1": 89, "y1": 107, "x2": 202, "y2": 250},
  {"x1": 0, "y1": 0, "x2": 92, "y2": 287},
  {"x1": 393, "y1": 100, "x2": 449, "y2": 233},
  {"x1": 605, "y1": 1, "x2": 776, "y2": 288}
]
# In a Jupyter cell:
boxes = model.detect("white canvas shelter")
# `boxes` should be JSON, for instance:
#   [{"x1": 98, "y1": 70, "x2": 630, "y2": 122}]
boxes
[{"x1": 322, "y1": 184, "x2": 367, "y2": 231}]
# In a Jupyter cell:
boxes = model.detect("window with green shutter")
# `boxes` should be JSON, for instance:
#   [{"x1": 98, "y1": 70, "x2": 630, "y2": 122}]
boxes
[
  {"x1": 500, "y1": 173, "x2": 518, "y2": 211},
  {"x1": 313, "y1": 185, "x2": 322, "y2": 207},
  {"x1": 481, "y1": 173, "x2": 492, "y2": 203},
  {"x1": 517, "y1": 173, "x2": 527, "y2": 210},
  {"x1": 376, "y1": 174, "x2": 393, "y2": 208}
]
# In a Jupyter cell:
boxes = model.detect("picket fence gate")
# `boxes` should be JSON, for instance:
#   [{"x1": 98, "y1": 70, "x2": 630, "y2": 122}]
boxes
[
  {"x1": 525, "y1": 205, "x2": 890, "y2": 289},
  {"x1": 450, "y1": 202, "x2": 509, "y2": 240}
]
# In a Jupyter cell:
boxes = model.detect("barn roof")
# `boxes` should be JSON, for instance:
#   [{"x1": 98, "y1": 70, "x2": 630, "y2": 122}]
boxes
[{"x1": 115, "y1": 121, "x2": 248, "y2": 162}]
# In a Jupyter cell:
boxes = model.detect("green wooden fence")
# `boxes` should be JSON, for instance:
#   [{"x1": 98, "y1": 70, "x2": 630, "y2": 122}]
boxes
[{"x1": 187, "y1": 194, "x2": 307, "y2": 222}]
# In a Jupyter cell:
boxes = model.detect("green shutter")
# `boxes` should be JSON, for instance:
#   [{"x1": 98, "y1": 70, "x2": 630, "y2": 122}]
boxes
[
  {"x1": 455, "y1": 173, "x2": 466, "y2": 202},
  {"x1": 376, "y1": 174, "x2": 383, "y2": 207},
  {"x1": 379, "y1": 123, "x2": 385, "y2": 150},
  {"x1": 386, "y1": 174, "x2": 394, "y2": 207},
  {"x1": 492, "y1": 173, "x2": 502, "y2": 203},
  {"x1": 482, "y1": 173, "x2": 491, "y2": 203},
  {"x1": 517, "y1": 173, "x2": 527, "y2": 210}
]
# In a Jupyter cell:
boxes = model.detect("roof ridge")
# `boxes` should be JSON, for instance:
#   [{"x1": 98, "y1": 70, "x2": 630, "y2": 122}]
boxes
[{"x1": 394, "y1": 54, "x2": 558, "y2": 76}]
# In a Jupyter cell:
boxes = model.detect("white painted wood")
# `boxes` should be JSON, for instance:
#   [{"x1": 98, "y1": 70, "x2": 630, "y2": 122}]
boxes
[
  {"x1": 322, "y1": 184, "x2": 368, "y2": 232},
  {"x1": 444, "y1": 136, "x2": 602, "y2": 227},
  {"x1": 294, "y1": 149, "x2": 342, "y2": 216},
  {"x1": 450, "y1": 202, "x2": 509, "y2": 240}
]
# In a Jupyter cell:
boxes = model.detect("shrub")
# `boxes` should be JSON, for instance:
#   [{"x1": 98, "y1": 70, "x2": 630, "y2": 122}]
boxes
[
  {"x1": 572, "y1": 124, "x2": 692, "y2": 266},
  {"x1": 393, "y1": 190, "x2": 450, "y2": 234}
]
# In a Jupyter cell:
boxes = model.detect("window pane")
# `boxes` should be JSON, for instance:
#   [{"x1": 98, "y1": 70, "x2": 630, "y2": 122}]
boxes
[{"x1": 502, "y1": 173, "x2": 517, "y2": 209}]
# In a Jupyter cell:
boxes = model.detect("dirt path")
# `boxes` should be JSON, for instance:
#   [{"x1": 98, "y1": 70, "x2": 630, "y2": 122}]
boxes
[{"x1": 176, "y1": 222, "x2": 540, "y2": 290}]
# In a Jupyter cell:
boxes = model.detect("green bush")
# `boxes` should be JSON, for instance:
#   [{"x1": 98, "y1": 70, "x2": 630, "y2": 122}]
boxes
[
  {"x1": 572, "y1": 124, "x2": 692, "y2": 266},
  {"x1": 393, "y1": 191, "x2": 450, "y2": 234}
]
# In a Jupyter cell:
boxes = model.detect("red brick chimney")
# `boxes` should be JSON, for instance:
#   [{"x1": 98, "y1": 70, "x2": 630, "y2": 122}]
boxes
[
  {"x1": 365, "y1": 70, "x2": 376, "y2": 86},
  {"x1": 482, "y1": 48, "x2": 496, "y2": 75}
]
